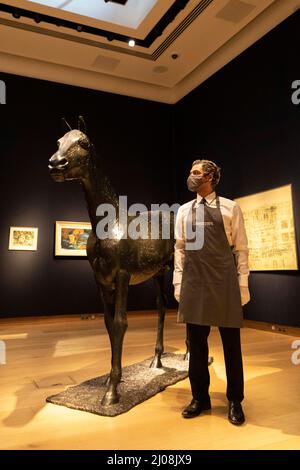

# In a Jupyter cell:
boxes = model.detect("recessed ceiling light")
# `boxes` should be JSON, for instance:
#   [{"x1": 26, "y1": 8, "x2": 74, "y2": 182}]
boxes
[{"x1": 128, "y1": 39, "x2": 135, "y2": 47}]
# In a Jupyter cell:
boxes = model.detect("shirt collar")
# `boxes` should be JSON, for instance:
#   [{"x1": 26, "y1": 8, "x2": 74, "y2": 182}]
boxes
[{"x1": 196, "y1": 191, "x2": 216, "y2": 205}]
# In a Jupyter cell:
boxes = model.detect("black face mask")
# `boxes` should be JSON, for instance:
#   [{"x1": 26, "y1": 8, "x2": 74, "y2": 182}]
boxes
[{"x1": 187, "y1": 174, "x2": 206, "y2": 192}]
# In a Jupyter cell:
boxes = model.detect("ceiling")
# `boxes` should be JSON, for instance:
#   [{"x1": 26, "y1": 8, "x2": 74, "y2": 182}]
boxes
[{"x1": 0, "y1": 0, "x2": 299, "y2": 103}]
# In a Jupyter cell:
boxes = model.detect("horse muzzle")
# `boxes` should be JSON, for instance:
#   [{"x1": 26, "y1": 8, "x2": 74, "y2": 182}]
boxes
[{"x1": 48, "y1": 154, "x2": 69, "y2": 181}]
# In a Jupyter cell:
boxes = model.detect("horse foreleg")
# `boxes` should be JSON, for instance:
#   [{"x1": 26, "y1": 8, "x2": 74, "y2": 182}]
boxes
[
  {"x1": 101, "y1": 287, "x2": 115, "y2": 386},
  {"x1": 101, "y1": 270, "x2": 129, "y2": 406},
  {"x1": 150, "y1": 274, "x2": 166, "y2": 369}
]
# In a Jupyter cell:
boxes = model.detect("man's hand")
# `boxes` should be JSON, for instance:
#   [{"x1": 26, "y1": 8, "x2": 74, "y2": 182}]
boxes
[
  {"x1": 240, "y1": 286, "x2": 250, "y2": 306},
  {"x1": 174, "y1": 284, "x2": 181, "y2": 303}
]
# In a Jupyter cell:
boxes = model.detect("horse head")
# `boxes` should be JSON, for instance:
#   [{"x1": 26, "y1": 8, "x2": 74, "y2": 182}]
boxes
[{"x1": 48, "y1": 116, "x2": 92, "y2": 182}]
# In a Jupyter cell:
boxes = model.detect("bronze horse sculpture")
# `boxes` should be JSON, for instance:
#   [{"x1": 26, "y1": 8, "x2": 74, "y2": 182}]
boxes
[{"x1": 48, "y1": 117, "x2": 176, "y2": 406}]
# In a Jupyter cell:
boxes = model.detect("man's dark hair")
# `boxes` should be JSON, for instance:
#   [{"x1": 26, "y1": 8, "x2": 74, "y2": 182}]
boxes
[{"x1": 192, "y1": 159, "x2": 221, "y2": 189}]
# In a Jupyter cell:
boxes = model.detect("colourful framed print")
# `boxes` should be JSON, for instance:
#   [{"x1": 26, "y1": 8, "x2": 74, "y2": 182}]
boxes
[{"x1": 55, "y1": 221, "x2": 92, "y2": 256}]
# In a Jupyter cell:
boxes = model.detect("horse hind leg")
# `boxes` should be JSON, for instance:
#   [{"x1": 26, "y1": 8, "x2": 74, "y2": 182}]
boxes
[
  {"x1": 183, "y1": 324, "x2": 190, "y2": 361},
  {"x1": 150, "y1": 274, "x2": 166, "y2": 369},
  {"x1": 183, "y1": 324, "x2": 213, "y2": 366},
  {"x1": 101, "y1": 270, "x2": 129, "y2": 406}
]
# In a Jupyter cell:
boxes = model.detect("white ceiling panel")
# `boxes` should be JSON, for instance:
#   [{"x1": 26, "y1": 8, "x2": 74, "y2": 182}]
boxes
[{"x1": 28, "y1": 0, "x2": 158, "y2": 29}]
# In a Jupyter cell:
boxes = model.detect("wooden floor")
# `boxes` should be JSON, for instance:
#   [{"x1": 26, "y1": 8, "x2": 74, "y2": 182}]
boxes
[{"x1": 1, "y1": 311, "x2": 300, "y2": 450}]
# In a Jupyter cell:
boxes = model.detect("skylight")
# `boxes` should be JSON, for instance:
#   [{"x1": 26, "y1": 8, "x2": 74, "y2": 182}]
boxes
[{"x1": 28, "y1": 0, "x2": 158, "y2": 29}]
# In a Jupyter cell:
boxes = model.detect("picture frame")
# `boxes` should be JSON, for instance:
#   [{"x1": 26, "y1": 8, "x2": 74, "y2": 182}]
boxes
[
  {"x1": 55, "y1": 221, "x2": 92, "y2": 257},
  {"x1": 235, "y1": 184, "x2": 298, "y2": 271},
  {"x1": 9, "y1": 226, "x2": 38, "y2": 251}
]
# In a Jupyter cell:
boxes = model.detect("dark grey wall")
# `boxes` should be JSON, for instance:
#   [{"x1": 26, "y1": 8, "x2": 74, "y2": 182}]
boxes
[
  {"x1": 173, "y1": 11, "x2": 300, "y2": 327},
  {"x1": 1, "y1": 11, "x2": 299, "y2": 325}
]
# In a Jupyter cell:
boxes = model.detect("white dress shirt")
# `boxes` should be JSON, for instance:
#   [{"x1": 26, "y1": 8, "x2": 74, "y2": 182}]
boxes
[{"x1": 173, "y1": 191, "x2": 249, "y2": 290}]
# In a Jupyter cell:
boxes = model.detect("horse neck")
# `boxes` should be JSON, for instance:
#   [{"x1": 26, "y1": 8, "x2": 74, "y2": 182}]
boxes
[{"x1": 81, "y1": 151, "x2": 119, "y2": 232}]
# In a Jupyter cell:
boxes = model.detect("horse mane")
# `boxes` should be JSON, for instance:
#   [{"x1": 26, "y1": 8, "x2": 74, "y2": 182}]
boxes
[{"x1": 88, "y1": 141, "x2": 119, "y2": 209}]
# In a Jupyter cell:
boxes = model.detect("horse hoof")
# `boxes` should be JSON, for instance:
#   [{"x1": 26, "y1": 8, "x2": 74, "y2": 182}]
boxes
[
  {"x1": 150, "y1": 356, "x2": 162, "y2": 369},
  {"x1": 101, "y1": 391, "x2": 119, "y2": 406}
]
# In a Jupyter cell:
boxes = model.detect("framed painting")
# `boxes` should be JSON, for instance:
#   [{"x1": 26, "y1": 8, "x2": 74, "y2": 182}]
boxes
[
  {"x1": 9, "y1": 226, "x2": 38, "y2": 251},
  {"x1": 235, "y1": 184, "x2": 298, "y2": 271},
  {"x1": 55, "y1": 221, "x2": 92, "y2": 257}
]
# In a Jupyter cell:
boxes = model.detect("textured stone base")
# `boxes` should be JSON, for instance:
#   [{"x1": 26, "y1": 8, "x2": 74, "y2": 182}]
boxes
[{"x1": 46, "y1": 353, "x2": 189, "y2": 417}]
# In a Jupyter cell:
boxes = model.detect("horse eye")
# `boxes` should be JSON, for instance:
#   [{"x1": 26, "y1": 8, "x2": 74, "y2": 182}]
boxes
[
  {"x1": 57, "y1": 141, "x2": 60, "y2": 147},
  {"x1": 79, "y1": 138, "x2": 89, "y2": 150}
]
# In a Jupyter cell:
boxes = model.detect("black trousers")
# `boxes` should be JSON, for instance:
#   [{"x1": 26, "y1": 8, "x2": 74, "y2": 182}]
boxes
[{"x1": 187, "y1": 324, "x2": 244, "y2": 403}]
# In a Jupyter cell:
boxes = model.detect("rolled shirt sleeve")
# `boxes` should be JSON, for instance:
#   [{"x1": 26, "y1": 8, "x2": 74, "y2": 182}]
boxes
[
  {"x1": 231, "y1": 203, "x2": 249, "y2": 288},
  {"x1": 173, "y1": 206, "x2": 185, "y2": 287}
]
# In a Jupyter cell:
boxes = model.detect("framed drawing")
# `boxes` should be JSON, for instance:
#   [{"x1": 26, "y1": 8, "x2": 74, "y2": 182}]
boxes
[
  {"x1": 235, "y1": 184, "x2": 298, "y2": 271},
  {"x1": 55, "y1": 221, "x2": 92, "y2": 256},
  {"x1": 9, "y1": 227, "x2": 38, "y2": 251}
]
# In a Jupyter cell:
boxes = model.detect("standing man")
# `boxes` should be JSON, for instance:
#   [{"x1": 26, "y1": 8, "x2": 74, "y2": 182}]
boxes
[{"x1": 173, "y1": 159, "x2": 250, "y2": 425}]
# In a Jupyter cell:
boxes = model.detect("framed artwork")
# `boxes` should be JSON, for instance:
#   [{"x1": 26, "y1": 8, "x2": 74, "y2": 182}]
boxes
[
  {"x1": 9, "y1": 227, "x2": 38, "y2": 251},
  {"x1": 235, "y1": 184, "x2": 298, "y2": 271},
  {"x1": 55, "y1": 221, "x2": 92, "y2": 256}
]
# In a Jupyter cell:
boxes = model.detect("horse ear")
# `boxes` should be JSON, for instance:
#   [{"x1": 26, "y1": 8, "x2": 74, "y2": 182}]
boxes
[
  {"x1": 78, "y1": 115, "x2": 87, "y2": 134},
  {"x1": 61, "y1": 117, "x2": 72, "y2": 132}
]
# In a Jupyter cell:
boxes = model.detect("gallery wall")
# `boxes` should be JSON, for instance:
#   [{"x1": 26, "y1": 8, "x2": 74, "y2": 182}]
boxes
[
  {"x1": 0, "y1": 10, "x2": 299, "y2": 325},
  {"x1": 173, "y1": 11, "x2": 300, "y2": 327},
  {"x1": 0, "y1": 75, "x2": 175, "y2": 316}
]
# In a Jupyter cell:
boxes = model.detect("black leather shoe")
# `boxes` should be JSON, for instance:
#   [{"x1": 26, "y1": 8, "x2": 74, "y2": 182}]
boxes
[
  {"x1": 182, "y1": 399, "x2": 211, "y2": 419},
  {"x1": 228, "y1": 401, "x2": 245, "y2": 425}
]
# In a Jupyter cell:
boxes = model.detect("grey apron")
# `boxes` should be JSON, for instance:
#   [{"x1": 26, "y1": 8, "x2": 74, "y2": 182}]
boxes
[{"x1": 178, "y1": 196, "x2": 243, "y2": 328}]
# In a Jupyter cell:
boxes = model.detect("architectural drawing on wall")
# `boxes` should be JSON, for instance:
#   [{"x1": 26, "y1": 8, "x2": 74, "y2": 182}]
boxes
[{"x1": 235, "y1": 185, "x2": 298, "y2": 271}]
